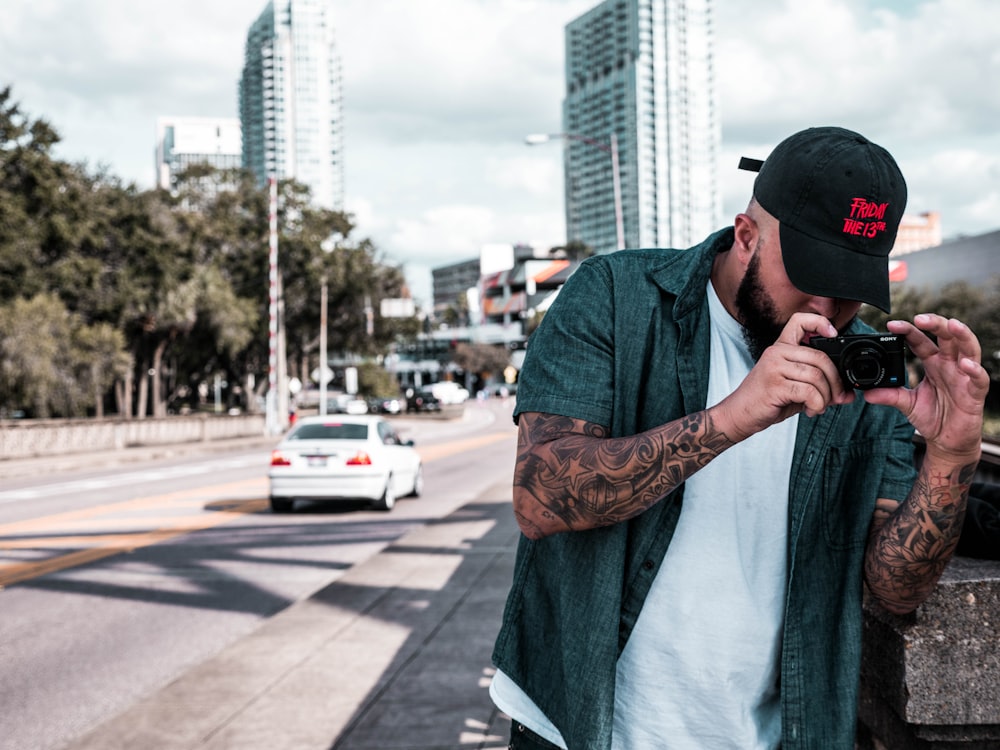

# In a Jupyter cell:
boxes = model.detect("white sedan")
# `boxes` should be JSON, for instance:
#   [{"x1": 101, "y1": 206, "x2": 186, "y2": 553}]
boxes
[{"x1": 268, "y1": 414, "x2": 423, "y2": 513}]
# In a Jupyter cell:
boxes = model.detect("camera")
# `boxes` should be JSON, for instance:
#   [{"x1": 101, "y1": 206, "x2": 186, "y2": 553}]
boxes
[{"x1": 808, "y1": 333, "x2": 907, "y2": 390}]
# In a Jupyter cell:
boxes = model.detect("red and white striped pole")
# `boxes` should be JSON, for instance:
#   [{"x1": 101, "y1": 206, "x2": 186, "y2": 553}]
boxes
[{"x1": 266, "y1": 177, "x2": 279, "y2": 434}]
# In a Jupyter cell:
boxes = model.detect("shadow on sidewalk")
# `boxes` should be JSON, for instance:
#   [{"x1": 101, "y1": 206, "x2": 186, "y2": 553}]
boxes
[{"x1": 323, "y1": 495, "x2": 519, "y2": 749}]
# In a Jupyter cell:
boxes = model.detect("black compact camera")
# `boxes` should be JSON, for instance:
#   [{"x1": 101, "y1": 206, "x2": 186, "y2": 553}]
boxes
[{"x1": 808, "y1": 333, "x2": 907, "y2": 390}]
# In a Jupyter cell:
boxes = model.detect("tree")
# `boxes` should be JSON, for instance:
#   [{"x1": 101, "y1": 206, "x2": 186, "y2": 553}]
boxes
[
  {"x1": 452, "y1": 342, "x2": 512, "y2": 383},
  {"x1": 0, "y1": 88, "x2": 422, "y2": 419},
  {"x1": 0, "y1": 293, "x2": 128, "y2": 417}
]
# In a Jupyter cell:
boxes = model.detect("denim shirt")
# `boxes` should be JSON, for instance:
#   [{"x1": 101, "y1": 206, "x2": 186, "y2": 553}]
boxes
[{"x1": 492, "y1": 228, "x2": 917, "y2": 750}]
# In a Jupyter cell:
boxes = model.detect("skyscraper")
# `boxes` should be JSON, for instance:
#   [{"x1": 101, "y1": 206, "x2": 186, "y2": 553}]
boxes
[
  {"x1": 563, "y1": 0, "x2": 720, "y2": 253},
  {"x1": 240, "y1": 0, "x2": 344, "y2": 210}
]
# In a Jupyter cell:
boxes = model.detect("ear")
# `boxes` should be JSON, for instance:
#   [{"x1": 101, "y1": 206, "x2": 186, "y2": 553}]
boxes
[{"x1": 732, "y1": 212, "x2": 758, "y2": 264}]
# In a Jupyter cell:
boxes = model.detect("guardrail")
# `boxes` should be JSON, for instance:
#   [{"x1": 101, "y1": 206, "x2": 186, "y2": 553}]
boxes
[{"x1": 0, "y1": 413, "x2": 267, "y2": 462}]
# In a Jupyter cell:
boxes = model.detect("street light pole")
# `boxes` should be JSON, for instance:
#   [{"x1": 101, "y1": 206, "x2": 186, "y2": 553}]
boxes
[
  {"x1": 525, "y1": 131, "x2": 625, "y2": 251},
  {"x1": 318, "y1": 236, "x2": 337, "y2": 416},
  {"x1": 319, "y1": 277, "x2": 329, "y2": 416},
  {"x1": 608, "y1": 133, "x2": 624, "y2": 252}
]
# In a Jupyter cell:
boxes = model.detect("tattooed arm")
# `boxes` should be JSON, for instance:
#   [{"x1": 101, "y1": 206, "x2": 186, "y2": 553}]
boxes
[
  {"x1": 511, "y1": 313, "x2": 864, "y2": 539},
  {"x1": 863, "y1": 314, "x2": 989, "y2": 614},
  {"x1": 512, "y1": 410, "x2": 737, "y2": 540},
  {"x1": 865, "y1": 456, "x2": 976, "y2": 615}
]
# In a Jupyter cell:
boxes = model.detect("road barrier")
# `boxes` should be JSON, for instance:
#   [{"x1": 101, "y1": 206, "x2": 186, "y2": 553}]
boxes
[{"x1": 0, "y1": 413, "x2": 266, "y2": 461}]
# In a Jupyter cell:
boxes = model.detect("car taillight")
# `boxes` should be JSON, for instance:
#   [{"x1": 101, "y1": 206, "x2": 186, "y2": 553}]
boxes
[
  {"x1": 270, "y1": 450, "x2": 291, "y2": 466},
  {"x1": 346, "y1": 451, "x2": 372, "y2": 466}
]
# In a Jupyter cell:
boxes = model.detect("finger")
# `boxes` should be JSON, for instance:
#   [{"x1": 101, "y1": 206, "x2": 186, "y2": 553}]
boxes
[
  {"x1": 886, "y1": 318, "x2": 938, "y2": 360},
  {"x1": 780, "y1": 338, "x2": 854, "y2": 404},
  {"x1": 960, "y1": 356, "x2": 992, "y2": 398},
  {"x1": 862, "y1": 382, "x2": 914, "y2": 415},
  {"x1": 777, "y1": 312, "x2": 838, "y2": 347},
  {"x1": 937, "y1": 317, "x2": 983, "y2": 363},
  {"x1": 768, "y1": 344, "x2": 849, "y2": 409}
]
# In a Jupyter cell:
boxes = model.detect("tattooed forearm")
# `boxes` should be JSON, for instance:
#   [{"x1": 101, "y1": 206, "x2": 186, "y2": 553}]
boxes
[
  {"x1": 512, "y1": 411, "x2": 736, "y2": 539},
  {"x1": 865, "y1": 460, "x2": 976, "y2": 614}
]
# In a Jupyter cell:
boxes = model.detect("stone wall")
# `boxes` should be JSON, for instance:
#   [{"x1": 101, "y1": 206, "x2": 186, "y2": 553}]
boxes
[
  {"x1": 0, "y1": 414, "x2": 266, "y2": 461},
  {"x1": 858, "y1": 555, "x2": 1000, "y2": 749}
]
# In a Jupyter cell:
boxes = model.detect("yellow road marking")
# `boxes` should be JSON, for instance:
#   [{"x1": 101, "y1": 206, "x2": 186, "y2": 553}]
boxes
[
  {"x1": 415, "y1": 431, "x2": 514, "y2": 462},
  {"x1": 0, "y1": 431, "x2": 514, "y2": 589}
]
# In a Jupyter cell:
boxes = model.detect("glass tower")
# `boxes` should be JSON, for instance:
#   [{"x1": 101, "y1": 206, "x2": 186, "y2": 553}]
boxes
[
  {"x1": 564, "y1": 0, "x2": 720, "y2": 253},
  {"x1": 240, "y1": 0, "x2": 344, "y2": 210}
]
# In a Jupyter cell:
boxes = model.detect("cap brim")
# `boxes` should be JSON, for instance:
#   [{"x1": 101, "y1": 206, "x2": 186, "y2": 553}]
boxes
[{"x1": 779, "y1": 222, "x2": 891, "y2": 313}]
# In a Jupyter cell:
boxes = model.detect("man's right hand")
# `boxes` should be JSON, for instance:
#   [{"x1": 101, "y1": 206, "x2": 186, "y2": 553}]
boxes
[{"x1": 711, "y1": 313, "x2": 855, "y2": 441}]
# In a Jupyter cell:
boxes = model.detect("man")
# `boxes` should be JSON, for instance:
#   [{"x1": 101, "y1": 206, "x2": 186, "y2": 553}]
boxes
[{"x1": 490, "y1": 126, "x2": 988, "y2": 750}]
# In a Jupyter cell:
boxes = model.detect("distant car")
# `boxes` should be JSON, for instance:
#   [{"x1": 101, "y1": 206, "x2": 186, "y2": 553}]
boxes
[
  {"x1": 341, "y1": 397, "x2": 369, "y2": 415},
  {"x1": 404, "y1": 387, "x2": 441, "y2": 413},
  {"x1": 268, "y1": 414, "x2": 422, "y2": 513},
  {"x1": 367, "y1": 396, "x2": 402, "y2": 414},
  {"x1": 429, "y1": 381, "x2": 469, "y2": 404}
]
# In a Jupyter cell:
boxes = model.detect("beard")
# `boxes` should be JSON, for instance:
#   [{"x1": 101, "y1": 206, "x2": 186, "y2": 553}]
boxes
[
  {"x1": 734, "y1": 244, "x2": 858, "y2": 361},
  {"x1": 735, "y1": 249, "x2": 785, "y2": 362}
]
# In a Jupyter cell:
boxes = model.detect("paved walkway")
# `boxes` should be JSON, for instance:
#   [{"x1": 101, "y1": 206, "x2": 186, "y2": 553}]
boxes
[{"x1": 63, "y1": 477, "x2": 519, "y2": 750}]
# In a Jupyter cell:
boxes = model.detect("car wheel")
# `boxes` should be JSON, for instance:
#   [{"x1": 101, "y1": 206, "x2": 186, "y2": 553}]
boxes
[
  {"x1": 406, "y1": 464, "x2": 423, "y2": 498},
  {"x1": 270, "y1": 496, "x2": 294, "y2": 513},
  {"x1": 372, "y1": 476, "x2": 396, "y2": 511}
]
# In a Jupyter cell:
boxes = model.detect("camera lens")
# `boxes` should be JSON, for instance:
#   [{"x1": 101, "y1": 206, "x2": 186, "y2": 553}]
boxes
[{"x1": 841, "y1": 343, "x2": 886, "y2": 388}]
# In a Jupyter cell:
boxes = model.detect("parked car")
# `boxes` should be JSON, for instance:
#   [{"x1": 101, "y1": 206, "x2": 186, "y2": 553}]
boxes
[
  {"x1": 404, "y1": 387, "x2": 441, "y2": 413},
  {"x1": 367, "y1": 396, "x2": 402, "y2": 414},
  {"x1": 268, "y1": 414, "x2": 422, "y2": 513},
  {"x1": 429, "y1": 381, "x2": 469, "y2": 404}
]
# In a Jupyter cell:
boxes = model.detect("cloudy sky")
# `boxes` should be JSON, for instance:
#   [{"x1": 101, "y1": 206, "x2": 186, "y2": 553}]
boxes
[{"x1": 2, "y1": 0, "x2": 998, "y2": 305}]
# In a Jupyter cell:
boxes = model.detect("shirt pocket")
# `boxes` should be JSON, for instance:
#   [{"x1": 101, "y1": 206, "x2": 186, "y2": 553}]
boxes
[{"x1": 821, "y1": 439, "x2": 891, "y2": 551}]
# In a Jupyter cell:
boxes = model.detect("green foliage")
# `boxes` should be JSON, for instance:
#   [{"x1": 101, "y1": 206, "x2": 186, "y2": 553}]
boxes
[
  {"x1": 356, "y1": 361, "x2": 401, "y2": 399},
  {"x1": 0, "y1": 86, "x2": 421, "y2": 419},
  {"x1": 0, "y1": 293, "x2": 128, "y2": 417}
]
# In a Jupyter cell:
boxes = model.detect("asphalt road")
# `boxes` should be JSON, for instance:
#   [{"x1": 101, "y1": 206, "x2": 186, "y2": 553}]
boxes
[{"x1": 0, "y1": 399, "x2": 518, "y2": 750}]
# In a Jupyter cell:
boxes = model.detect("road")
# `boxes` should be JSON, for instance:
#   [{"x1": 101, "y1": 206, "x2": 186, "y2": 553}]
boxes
[{"x1": 0, "y1": 399, "x2": 518, "y2": 750}]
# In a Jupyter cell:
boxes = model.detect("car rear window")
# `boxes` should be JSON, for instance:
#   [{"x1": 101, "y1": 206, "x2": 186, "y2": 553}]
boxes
[{"x1": 290, "y1": 423, "x2": 369, "y2": 440}]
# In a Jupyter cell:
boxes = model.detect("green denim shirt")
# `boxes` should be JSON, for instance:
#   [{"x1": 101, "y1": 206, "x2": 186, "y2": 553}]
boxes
[{"x1": 492, "y1": 228, "x2": 917, "y2": 750}]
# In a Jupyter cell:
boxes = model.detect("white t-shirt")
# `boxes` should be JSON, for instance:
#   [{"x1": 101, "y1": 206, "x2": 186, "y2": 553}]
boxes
[
  {"x1": 491, "y1": 281, "x2": 798, "y2": 749},
  {"x1": 611, "y1": 281, "x2": 797, "y2": 749}
]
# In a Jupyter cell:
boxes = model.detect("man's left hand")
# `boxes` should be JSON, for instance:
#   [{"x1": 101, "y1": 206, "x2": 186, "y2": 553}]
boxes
[{"x1": 864, "y1": 314, "x2": 989, "y2": 461}]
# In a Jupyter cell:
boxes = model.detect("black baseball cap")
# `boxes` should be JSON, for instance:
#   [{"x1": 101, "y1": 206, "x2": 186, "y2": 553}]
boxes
[{"x1": 739, "y1": 126, "x2": 907, "y2": 313}]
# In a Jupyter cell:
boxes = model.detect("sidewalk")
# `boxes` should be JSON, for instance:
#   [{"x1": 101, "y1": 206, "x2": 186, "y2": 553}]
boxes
[{"x1": 64, "y1": 478, "x2": 519, "y2": 750}]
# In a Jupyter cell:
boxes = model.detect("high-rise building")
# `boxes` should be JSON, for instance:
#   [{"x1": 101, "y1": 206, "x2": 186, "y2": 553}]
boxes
[
  {"x1": 563, "y1": 0, "x2": 720, "y2": 253},
  {"x1": 240, "y1": 0, "x2": 344, "y2": 210},
  {"x1": 155, "y1": 116, "x2": 242, "y2": 197}
]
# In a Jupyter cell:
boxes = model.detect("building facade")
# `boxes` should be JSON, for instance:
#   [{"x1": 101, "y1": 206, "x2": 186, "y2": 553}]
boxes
[
  {"x1": 240, "y1": 0, "x2": 345, "y2": 210},
  {"x1": 432, "y1": 258, "x2": 482, "y2": 319},
  {"x1": 154, "y1": 116, "x2": 242, "y2": 196},
  {"x1": 563, "y1": 0, "x2": 720, "y2": 254},
  {"x1": 892, "y1": 211, "x2": 943, "y2": 256}
]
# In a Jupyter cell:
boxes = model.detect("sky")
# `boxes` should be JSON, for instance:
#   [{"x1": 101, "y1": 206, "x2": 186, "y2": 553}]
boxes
[{"x1": 2, "y1": 0, "x2": 999, "y2": 307}]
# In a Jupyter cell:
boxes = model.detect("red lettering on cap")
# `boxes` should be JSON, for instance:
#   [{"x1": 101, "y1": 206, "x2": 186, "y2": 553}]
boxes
[
  {"x1": 849, "y1": 198, "x2": 888, "y2": 220},
  {"x1": 843, "y1": 199, "x2": 890, "y2": 239}
]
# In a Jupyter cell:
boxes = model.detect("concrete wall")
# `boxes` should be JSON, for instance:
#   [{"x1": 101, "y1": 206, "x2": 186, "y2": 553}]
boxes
[
  {"x1": 858, "y1": 556, "x2": 1000, "y2": 749},
  {"x1": 0, "y1": 414, "x2": 266, "y2": 461}
]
